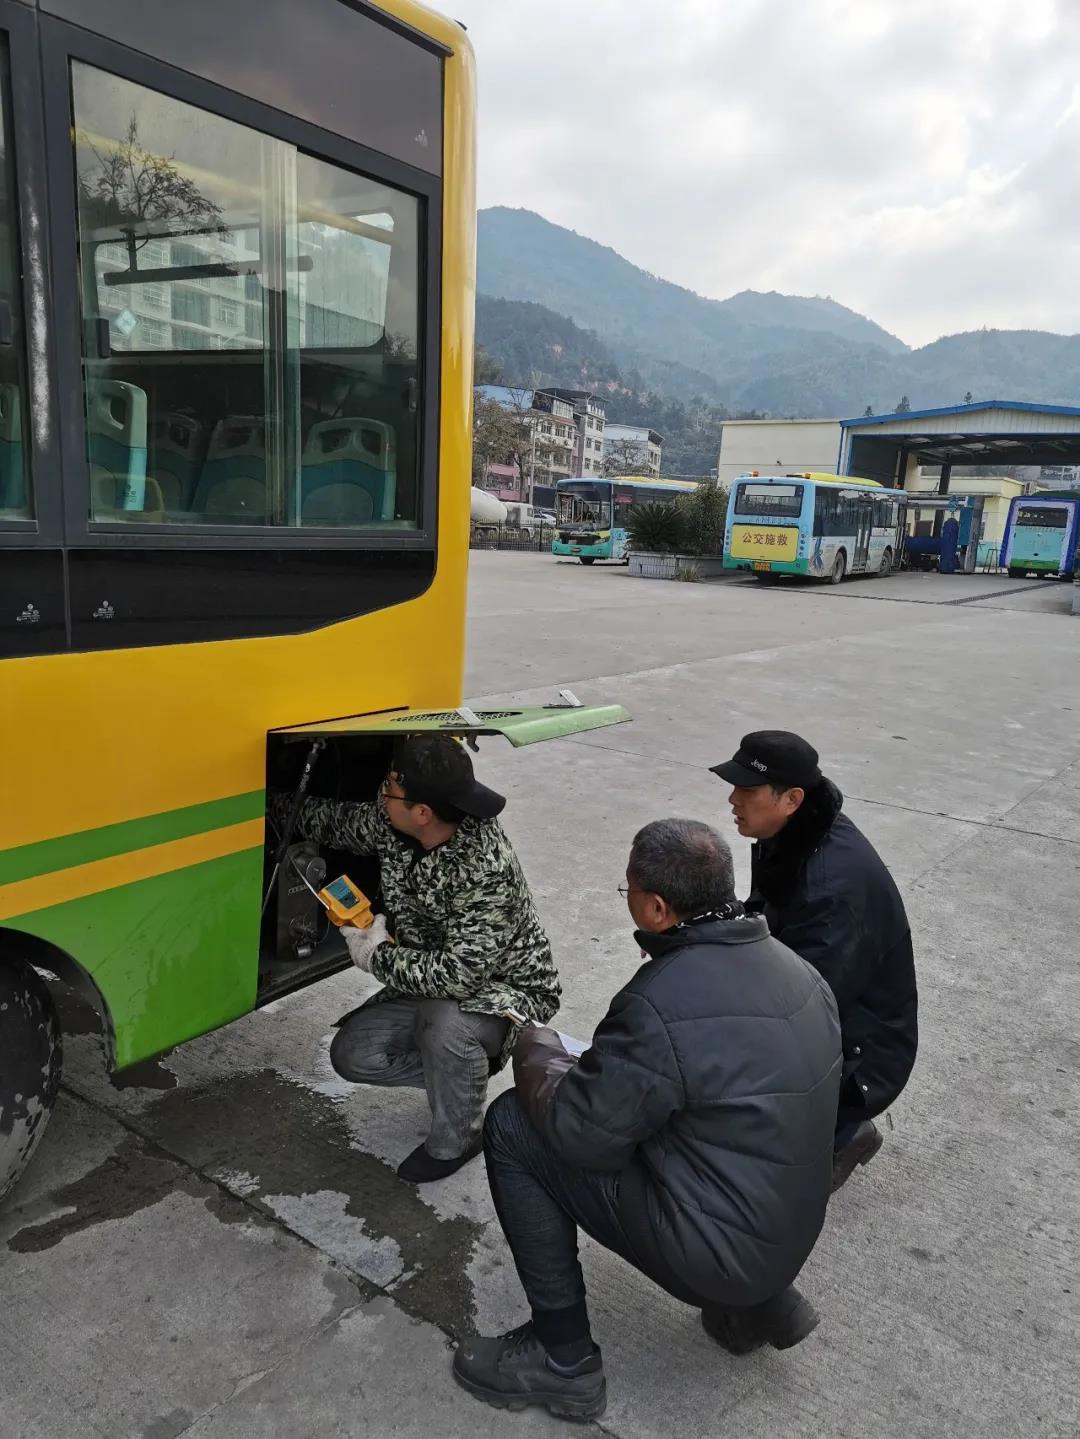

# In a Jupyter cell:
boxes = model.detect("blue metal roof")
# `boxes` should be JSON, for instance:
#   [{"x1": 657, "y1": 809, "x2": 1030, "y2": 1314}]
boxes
[{"x1": 840, "y1": 400, "x2": 1080, "y2": 429}]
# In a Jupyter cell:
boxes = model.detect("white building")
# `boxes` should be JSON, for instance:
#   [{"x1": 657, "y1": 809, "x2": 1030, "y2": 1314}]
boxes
[
  {"x1": 535, "y1": 388, "x2": 607, "y2": 477},
  {"x1": 604, "y1": 423, "x2": 662, "y2": 477},
  {"x1": 716, "y1": 418, "x2": 841, "y2": 490}
]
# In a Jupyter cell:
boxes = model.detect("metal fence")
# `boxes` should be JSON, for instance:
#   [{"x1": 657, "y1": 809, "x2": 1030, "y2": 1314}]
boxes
[{"x1": 470, "y1": 524, "x2": 554, "y2": 553}]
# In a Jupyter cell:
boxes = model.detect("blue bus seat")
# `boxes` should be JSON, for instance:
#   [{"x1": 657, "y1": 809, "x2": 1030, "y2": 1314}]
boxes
[
  {"x1": 300, "y1": 418, "x2": 396, "y2": 525},
  {"x1": 148, "y1": 412, "x2": 207, "y2": 511},
  {"x1": 0, "y1": 380, "x2": 25, "y2": 512},
  {"x1": 193, "y1": 417, "x2": 267, "y2": 522},
  {"x1": 86, "y1": 378, "x2": 148, "y2": 514}
]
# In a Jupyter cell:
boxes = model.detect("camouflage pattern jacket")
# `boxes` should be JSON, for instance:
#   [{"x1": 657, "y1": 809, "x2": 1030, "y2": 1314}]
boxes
[{"x1": 285, "y1": 796, "x2": 560, "y2": 1054}]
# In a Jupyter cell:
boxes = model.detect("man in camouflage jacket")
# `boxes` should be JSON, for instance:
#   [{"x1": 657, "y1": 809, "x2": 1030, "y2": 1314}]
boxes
[{"x1": 283, "y1": 733, "x2": 559, "y2": 1184}]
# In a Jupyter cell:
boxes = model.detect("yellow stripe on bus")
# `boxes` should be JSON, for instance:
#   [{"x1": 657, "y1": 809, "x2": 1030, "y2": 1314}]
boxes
[{"x1": 0, "y1": 818, "x2": 265, "y2": 922}]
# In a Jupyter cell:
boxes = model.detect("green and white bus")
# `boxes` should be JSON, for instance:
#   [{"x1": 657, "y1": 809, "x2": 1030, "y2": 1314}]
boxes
[
  {"x1": 1000, "y1": 492, "x2": 1080, "y2": 579},
  {"x1": 724, "y1": 472, "x2": 907, "y2": 583},
  {"x1": 553, "y1": 475, "x2": 697, "y2": 564}
]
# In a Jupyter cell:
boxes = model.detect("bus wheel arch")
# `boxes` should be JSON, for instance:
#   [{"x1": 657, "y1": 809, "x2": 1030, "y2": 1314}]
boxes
[{"x1": 0, "y1": 944, "x2": 66, "y2": 1205}]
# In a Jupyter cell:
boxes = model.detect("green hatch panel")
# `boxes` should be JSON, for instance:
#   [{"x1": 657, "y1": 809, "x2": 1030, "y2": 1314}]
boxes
[{"x1": 273, "y1": 703, "x2": 630, "y2": 747}]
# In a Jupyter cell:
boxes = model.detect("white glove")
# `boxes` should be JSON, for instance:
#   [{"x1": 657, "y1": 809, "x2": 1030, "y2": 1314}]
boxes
[{"x1": 343, "y1": 913, "x2": 390, "y2": 973}]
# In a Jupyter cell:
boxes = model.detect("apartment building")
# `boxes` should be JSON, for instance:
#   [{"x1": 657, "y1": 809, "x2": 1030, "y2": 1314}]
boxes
[{"x1": 603, "y1": 422, "x2": 662, "y2": 477}]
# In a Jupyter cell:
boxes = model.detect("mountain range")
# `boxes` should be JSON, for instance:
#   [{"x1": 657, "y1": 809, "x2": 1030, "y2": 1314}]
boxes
[{"x1": 475, "y1": 207, "x2": 1080, "y2": 427}]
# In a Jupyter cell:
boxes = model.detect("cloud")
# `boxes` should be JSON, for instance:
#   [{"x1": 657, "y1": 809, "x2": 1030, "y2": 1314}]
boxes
[{"x1": 454, "y1": 0, "x2": 1075, "y2": 346}]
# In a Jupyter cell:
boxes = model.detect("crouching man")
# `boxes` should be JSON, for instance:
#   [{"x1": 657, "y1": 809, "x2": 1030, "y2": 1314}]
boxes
[
  {"x1": 281, "y1": 733, "x2": 560, "y2": 1184},
  {"x1": 453, "y1": 818, "x2": 841, "y2": 1422}
]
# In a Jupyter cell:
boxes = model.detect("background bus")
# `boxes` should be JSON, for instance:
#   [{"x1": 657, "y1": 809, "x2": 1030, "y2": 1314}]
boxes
[
  {"x1": 1000, "y1": 492, "x2": 1080, "y2": 578},
  {"x1": 0, "y1": 1, "x2": 622, "y2": 1203},
  {"x1": 724, "y1": 472, "x2": 907, "y2": 583},
  {"x1": 553, "y1": 474, "x2": 698, "y2": 564}
]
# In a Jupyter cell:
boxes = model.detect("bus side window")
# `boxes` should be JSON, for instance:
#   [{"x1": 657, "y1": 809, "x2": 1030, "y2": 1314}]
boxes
[
  {"x1": 814, "y1": 489, "x2": 836, "y2": 536},
  {"x1": 70, "y1": 65, "x2": 422, "y2": 532}
]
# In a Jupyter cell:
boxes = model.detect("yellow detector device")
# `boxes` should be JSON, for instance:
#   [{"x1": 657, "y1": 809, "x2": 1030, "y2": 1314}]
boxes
[{"x1": 318, "y1": 874, "x2": 375, "y2": 929}]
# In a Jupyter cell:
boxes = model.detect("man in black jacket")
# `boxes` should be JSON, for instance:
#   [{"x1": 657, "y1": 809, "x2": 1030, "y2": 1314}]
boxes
[
  {"x1": 452, "y1": 819, "x2": 841, "y2": 1423},
  {"x1": 711, "y1": 731, "x2": 918, "y2": 1191}
]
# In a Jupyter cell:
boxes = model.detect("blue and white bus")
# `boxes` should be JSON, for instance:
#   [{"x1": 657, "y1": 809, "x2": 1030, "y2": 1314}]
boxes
[
  {"x1": 1000, "y1": 492, "x2": 1080, "y2": 579},
  {"x1": 724, "y1": 472, "x2": 907, "y2": 583},
  {"x1": 553, "y1": 475, "x2": 698, "y2": 564}
]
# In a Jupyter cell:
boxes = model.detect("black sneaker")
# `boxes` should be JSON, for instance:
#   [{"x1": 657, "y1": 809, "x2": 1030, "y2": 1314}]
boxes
[
  {"x1": 453, "y1": 1322, "x2": 607, "y2": 1422},
  {"x1": 701, "y1": 1285, "x2": 820, "y2": 1355},
  {"x1": 396, "y1": 1138, "x2": 482, "y2": 1184},
  {"x1": 831, "y1": 1120, "x2": 883, "y2": 1193}
]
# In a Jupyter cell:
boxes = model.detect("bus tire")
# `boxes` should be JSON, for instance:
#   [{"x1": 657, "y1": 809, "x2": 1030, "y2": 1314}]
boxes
[
  {"x1": 580, "y1": 557, "x2": 596, "y2": 566},
  {"x1": 829, "y1": 551, "x2": 847, "y2": 585},
  {"x1": 1007, "y1": 567, "x2": 1023, "y2": 579},
  {"x1": 0, "y1": 960, "x2": 62, "y2": 1205},
  {"x1": 879, "y1": 548, "x2": 893, "y2": 577}
]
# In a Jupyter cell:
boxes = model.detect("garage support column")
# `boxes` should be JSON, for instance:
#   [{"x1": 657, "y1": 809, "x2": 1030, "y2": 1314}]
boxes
[{"x1": 933, "y1": 462, "x2": 953, "y2": 536}]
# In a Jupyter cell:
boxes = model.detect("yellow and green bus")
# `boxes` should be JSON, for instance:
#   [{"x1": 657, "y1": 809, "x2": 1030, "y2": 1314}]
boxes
[{"x1": 0, "y1": 0, "x2": 624, "y2": 1201}]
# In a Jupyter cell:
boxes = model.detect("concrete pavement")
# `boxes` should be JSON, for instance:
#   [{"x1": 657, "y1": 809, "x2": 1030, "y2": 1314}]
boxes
[{"x1": 2, "y1": 552, "x2": 1077, "y2": 1437}]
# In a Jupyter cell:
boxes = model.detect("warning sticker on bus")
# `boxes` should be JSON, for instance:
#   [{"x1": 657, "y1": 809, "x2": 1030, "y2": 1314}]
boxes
[{"x1": 729, "y1": 525, "x2": 799, "y2": 561}]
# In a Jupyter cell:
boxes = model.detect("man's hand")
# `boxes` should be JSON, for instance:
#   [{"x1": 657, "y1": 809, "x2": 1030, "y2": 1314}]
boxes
[
  {"x1": 343, "y1": 914, "x2": 390, "y2": 973},
  {"x1": 513, "y1": 1025, "x2": 576, "y2": 1130}
]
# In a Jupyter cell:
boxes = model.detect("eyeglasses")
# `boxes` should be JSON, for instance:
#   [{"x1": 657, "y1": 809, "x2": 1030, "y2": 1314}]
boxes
[
  {"x1": 617, "y1": 885, "x2": 641, "y2": 899},
  {"x1": 380, "y1": 776, "x2": 411, "y2": 806}
]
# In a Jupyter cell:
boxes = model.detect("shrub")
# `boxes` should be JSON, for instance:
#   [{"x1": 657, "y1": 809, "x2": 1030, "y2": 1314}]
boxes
[
  {"x1": 675, "y1": 484, "x2": 728, "y2": 556},
  {"x1": 625, "y1": 501, "x2": 688, "y2": 554}
]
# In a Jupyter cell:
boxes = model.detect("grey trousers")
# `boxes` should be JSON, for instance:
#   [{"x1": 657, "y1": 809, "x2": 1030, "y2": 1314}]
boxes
[{"x1": 329, "y1": 997, "x2": 509, "y2": 1160}]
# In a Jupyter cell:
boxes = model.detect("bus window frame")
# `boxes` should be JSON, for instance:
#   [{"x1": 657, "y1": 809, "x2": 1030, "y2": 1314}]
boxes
[
  {"x1": 0, "y1": 0, "x2": 65, "y2": 550},
  {"x1": 39, "y1": 14, "x2": 443, "y2": 553},
  {"x1": 734, "y1": 480, "x2": 804, "y2": 519},
  {"x1": 1016, "y1": 505, "x2": 1069, "y2": 528}
]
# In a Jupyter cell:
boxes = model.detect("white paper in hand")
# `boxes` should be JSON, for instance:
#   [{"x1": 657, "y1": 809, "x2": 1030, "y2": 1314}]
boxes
[{"x1": 556, "y1": 1031, "x2": 589, "y2": 1059}]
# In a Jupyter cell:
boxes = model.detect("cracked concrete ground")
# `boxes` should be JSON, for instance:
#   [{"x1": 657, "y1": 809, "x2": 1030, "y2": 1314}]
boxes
[{"x1": 2, "y1": 554, "x2": 1077, "y2": 1437}]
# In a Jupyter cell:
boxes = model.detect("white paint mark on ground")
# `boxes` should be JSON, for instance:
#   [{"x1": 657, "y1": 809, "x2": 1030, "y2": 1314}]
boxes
[{"x1": 262, "y1": 1189, "x2": 404, "y2": 1287}]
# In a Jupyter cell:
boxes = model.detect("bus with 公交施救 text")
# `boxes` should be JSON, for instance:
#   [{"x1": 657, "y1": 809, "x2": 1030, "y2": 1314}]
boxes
[{"x1": 723, "y1": 472, "x2": 908, "y2": 584}]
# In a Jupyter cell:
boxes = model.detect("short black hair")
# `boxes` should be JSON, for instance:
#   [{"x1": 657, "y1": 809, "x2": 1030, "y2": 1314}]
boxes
[
  {"x1": 628, "y1": 818, "x2": 735, "y2": 918},
  {"x1": 393, "y1": 734, "x2": 467, "y2": 824}
]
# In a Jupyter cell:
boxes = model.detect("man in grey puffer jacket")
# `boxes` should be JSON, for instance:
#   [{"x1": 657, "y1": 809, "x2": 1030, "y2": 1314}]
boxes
[{"x1": 452, "y1": 818, "x2": 842, "y2": 1423}]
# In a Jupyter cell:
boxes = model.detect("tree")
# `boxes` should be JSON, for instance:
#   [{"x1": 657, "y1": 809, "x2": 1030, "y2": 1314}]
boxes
[
  {"x1": 473, "y1": 344, "x2": 502, "y2": 386},
  {"x1": 603, "y1": 438, "x2": 646, "y2": 476},
  {"x1": 895, "y1": 395, "x2": 911, "y2": 413},
  {"x1": 77, "y1": 115, "x2": 225, "y2": 244},
  {"x1": 471, "y1": 395, "x2": 532, "y2": 487}
]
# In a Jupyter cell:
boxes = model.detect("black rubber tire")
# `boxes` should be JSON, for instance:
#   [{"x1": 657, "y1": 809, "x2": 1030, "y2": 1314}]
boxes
[
  {"x1": 1008, "y1": 567, "x2": 1023, "y2": 579},
  {"x1": 879, "y1": 548, "x2": 893, "y2": 577},
  {"x1": 829, "y1": 551, "x2": 847, "y2": 585},
  {"x1": 580, "y1": 557, "x2": 596, "y2": 566},
  {"x1": 0, "y1": 962, "x2": 62, "y2": 1205}
]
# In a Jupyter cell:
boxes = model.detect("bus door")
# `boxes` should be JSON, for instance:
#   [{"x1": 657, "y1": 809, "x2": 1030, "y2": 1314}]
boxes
[{"x1": 852, "y1": 493, "x2": 873, "y2": 571}]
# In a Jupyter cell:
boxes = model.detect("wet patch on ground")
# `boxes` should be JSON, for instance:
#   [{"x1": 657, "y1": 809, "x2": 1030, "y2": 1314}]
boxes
[{"x1": 66, "y1": 1067, "x2": 486, "y2": 1338}]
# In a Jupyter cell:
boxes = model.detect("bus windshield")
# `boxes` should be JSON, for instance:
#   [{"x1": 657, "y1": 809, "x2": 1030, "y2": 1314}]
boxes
[
  {"x1": 735, "y1": 481, "x2": 803, "y2": 518},
  {"x1": 558, "y1": 482, "x2": 611, "y2": 527},
  {"x1": 1017, "y1": 506, "x2": 1069, "y2": 528}
]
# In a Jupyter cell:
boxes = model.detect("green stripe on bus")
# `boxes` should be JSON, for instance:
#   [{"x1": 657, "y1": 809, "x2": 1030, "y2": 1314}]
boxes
[{"x1": 0, "y1": 790, "x2": 265, "y2": 886}]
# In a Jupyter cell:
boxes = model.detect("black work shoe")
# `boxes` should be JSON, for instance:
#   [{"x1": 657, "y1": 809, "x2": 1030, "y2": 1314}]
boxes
[
  {"x1": 453, "y1": 1322, "x2": 606, "y2": 1422},
  {"x1": 396, "y1": 1138, "x2": 482, "y2": 1184},
  {"x1": 701, "y1": 1285, "x2": 820, "y2": 1355},
  {"x1": 831, "y1": 1120, "x2": 884, "y2": 1193}
]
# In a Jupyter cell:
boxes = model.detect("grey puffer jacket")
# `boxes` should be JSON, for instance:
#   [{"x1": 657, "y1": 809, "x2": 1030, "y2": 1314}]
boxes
[{"x1": 519, "y1": 914, "x2": 841, "y2": 1306}]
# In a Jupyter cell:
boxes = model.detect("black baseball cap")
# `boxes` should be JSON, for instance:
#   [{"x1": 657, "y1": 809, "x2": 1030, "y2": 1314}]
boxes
[
  {"x1": 391, "y1": 733, "x2": 506, "y2": 819},
  {"x1": 710, "y1": 731, "x2": 821, "y2": 790}
]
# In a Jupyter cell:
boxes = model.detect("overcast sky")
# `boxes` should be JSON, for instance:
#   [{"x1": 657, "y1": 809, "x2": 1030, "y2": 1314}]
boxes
[{"x1": 452, "y1": 0, "x2": 1079, "y2": 349}]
